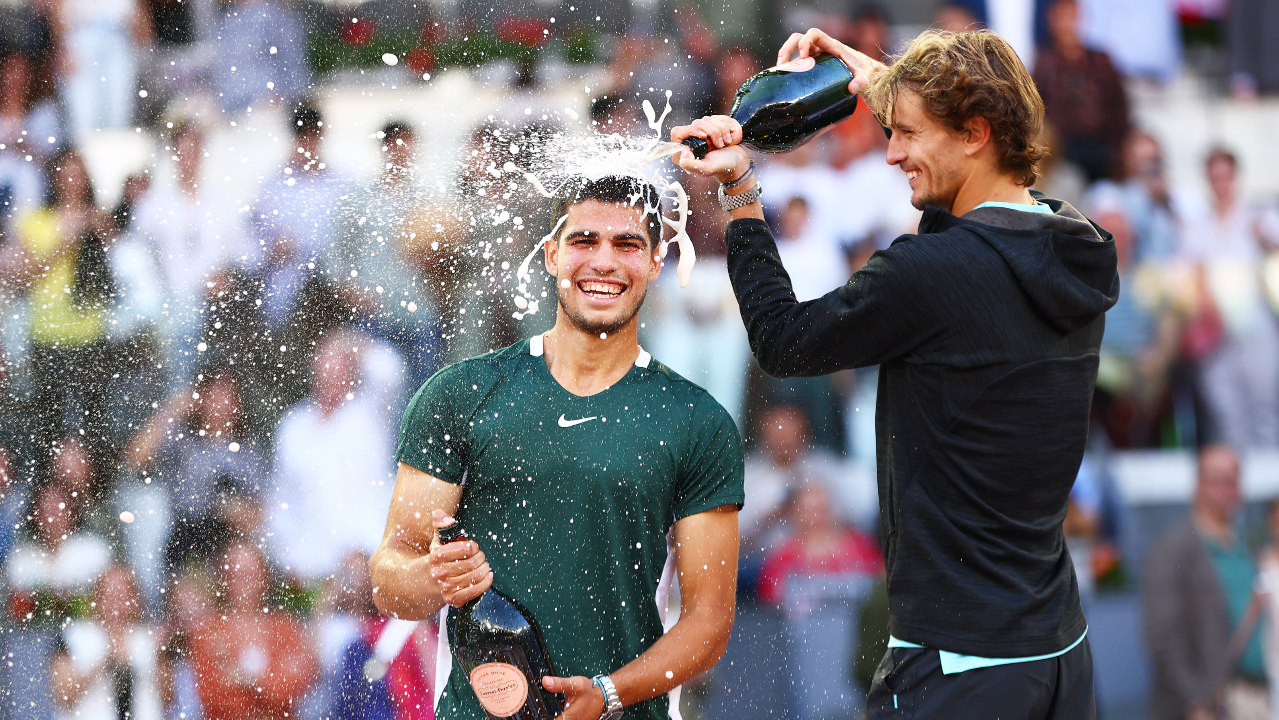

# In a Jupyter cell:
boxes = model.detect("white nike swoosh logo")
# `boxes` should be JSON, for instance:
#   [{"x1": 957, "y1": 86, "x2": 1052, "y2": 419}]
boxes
[{"x1": 558, "y1": 415, "x2": 598, "y2": 427}]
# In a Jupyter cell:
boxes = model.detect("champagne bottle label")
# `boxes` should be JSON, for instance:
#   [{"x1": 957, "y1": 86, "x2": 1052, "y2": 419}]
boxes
[{"x1": 469, "y1": 662, "x2": 530, "y2": 717}]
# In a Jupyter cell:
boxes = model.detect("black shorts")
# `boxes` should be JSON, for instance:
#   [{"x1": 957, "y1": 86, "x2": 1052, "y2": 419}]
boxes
[{"x1": 865, "y1": 637, "x2": 1095, "y2": 720}]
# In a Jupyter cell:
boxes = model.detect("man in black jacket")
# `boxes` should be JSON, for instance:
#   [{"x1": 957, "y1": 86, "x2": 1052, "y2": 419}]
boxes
[{"x1": 673, "y1": 28, "x2": 1118, "y2": 718}]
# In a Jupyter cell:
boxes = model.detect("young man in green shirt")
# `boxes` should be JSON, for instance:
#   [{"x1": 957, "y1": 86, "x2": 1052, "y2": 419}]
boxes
[{"x1": 370, "y1": 175, "x2": 745, "y2": 720}]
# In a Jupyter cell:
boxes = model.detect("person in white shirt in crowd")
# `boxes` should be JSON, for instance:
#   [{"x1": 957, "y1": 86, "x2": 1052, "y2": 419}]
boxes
[
  {"x1": 267, "y1": 330, "x2": 398, "y2": 584},
  {"x1": 774, "y1": 196, "x2": 851, "y2": 302},
  {"x1": 741, "y1": 404, "x2": 866, "y2": 553},
  {"x1": 1087, "y1": 130, "x2": 1184, "y2": 263},
  {"x1": 1178, "y1": 149, "x2": 1279, "y2": 449},
  {"x1": 756, "y1": 138, "x2": 844, "y2": 243},
  {"x1": 251, "y1": 101, "x2": 350, "y2": 330},
  {"x1": 54, "y1": 0, "x2": 151, "y2": 138},
  {"x1": 130, "y1": 120, "x2": 253, "y2": 389},
  {"x1": 50, "y1": 564, "x2": 163, "y2": 720}
]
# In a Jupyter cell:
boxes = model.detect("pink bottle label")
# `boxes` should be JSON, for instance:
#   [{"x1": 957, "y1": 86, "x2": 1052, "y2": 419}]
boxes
[
  {"x1": 469, "y1": 662, "x2": 530, "y2": 717},
  {"x1": 768, "y1": 56, "x2": 817, "y2": 73}
]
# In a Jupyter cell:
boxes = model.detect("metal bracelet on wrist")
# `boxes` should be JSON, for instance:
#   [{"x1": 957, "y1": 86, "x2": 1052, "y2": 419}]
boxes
[
  {"x1": 592, "y1": 674, "x2": 624, "y2": 720},
  {"x1": 718, "y1": 180, "x2": 763, "y2": 212}
]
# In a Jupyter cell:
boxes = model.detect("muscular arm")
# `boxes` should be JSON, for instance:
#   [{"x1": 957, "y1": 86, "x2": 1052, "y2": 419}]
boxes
[
  {"x1": 543, "y1": 506, "x2": 739, "y2": 719},
  {"x1": 369, "y1": 462, "x2": 493, "y2": 619}
]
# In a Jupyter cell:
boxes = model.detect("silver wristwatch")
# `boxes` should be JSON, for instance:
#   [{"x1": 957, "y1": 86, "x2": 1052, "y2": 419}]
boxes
[
  {"x1": 718, "y1": 180, "x2": 762, "y2": 212},
  {"x1": 592, "y1": 674, "x2": 623, "y2": 720}
]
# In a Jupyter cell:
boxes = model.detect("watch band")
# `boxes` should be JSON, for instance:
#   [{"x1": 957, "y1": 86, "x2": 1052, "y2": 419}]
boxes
[
  {"x1": 592, "y1": 674, "x2": 624, "y2": 720},
  {"x1": 718, "y1": 180, "x2": 762, "y2": 212}
]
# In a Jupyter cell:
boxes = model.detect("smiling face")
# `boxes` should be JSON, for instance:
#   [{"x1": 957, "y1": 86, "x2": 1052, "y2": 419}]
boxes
[
  {"x1": 545, "y1": 199, "x2": 661, "y2": 337},
  {"x1": 885, "y1": 89, "x2": 968, "y2": 212}
]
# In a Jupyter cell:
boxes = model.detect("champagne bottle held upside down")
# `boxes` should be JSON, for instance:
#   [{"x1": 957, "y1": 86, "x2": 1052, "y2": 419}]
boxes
[{"x1": 683, "y1": 53, "x2": 860, "y2": 159}]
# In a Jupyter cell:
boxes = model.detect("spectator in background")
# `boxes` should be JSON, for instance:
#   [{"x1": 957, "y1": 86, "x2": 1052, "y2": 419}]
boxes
[
  {"x1": 758, "y1": 482, "x2": 883, "y2": 720},
  {"x1": 756, "y1": 139, "x2": 841, "y2": 241},
  {"x1": 268, "y1": 331, "x2": 396, "y2": 584},
  {"x1": 773, "y1": 196, "x2": 848, "y2": 302},
  {"x1": 0, "y1": 46, "x2": 66, "y2": 166},
  {"x1": 156, "y1": 568, "x2": 213, "y2": 720},
  {"x1": 326, "y1": 121, "x2": 442, "y2": 396},
  {"x1": 126, "y1": 369, "x2": 268, "y2": 578},
  {"x1": 934, "y1": 2, "x2": 982, "y2": 31},
  {"x1": 0, "y1": 55, "x2": 43, "y2": 241},
  {"x1": 740, "y1": 404, "x2": 850, "y2": 553},
  {"x1": 131, "y1": 120, "x2": 251, "y2": 390},
  {"x1": 313, "y1": 551, "x2": 435, "y2": 720},
  {"x1": 55, "y1": 0, "x2": 151, "y2": 137},
  {"x1": 252, "y1": 101, "x2": 349, "y2": 330},
  {"x1": 1227, "y1": 0, "x2": 1279, "y2": 96},
  {"x1": 1087, "y1": 181, "x2": 1179, "y2": 448},
  {"x1": 1088, "y1": 130, "x2": 1182, "y2": 263},
  {"x1": 715, "y1": 46, "x2": 760, "y2": 114},
  {"x1": 1180, "y1": 149, "x2": 1279, "y2": 449},
  {"x1": 641, "y1": 134, "x2": 751, "y2": 428},
  {"x1": 1145, "y1": 446, "x2": 1268, "y2": 720},
  {"x1": 50, "y1": 564, "x2": 163, "y2": 720},
  {"x1": 191, "y1": 543, "x2": 319, "y2": 720},
  {"x1": 846, "y1": 3, "x2": 893, "y2": 62},
  {"x1": 7, "y1": 482, "x2": 112, "y2": 720},
  {"x1": 1033, "y1": 0, "x2": 1130, "y2": 182},
  {"x1": 590, "y1": 94, "x2": 641, "y2": 134},
  {"x1": 211, "y1": 0, "x2": 307, "y2": 115},
  {"x1": 134, "y1": 0, "x2": 198, "y2": 124},
  {"x1": 17, "y1": 148, "x2": 116, "y2": 480},
  {"x1": 1031, "y1": 123, "x2": 1088, "y2": 211}
]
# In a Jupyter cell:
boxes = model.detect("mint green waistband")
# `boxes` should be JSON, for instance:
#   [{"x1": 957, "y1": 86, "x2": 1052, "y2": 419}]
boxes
[{"x1": 887, "y1": 628, "x2": 1089, "y2": 675}]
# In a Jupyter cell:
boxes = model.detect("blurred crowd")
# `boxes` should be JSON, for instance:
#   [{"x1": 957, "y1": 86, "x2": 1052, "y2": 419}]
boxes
[{"x1": 0, "y1": 0, "x2": 1277, "y2": 718}]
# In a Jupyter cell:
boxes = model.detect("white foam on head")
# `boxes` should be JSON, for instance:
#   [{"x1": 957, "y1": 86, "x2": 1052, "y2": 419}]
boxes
[{"x1": 503, "y1": 91, "x2": 696, "y2": 313}]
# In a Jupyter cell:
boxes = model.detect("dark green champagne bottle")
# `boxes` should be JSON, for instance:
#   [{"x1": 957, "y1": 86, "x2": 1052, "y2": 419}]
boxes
[
  {"x1": 684, "y1": 53, "x2": 859, "y2": 159},
  {"x1": 440, "y1": 521, "x2": 566, "y2": 720}
]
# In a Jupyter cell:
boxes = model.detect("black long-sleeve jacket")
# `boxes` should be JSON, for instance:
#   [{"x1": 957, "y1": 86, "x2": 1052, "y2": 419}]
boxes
[{"x1": 725, "y1": 196, "x2": 1119, "y2": 656}]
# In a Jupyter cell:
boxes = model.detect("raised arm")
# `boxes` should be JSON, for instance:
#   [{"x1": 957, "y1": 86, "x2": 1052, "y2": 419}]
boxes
[
  {"x1": 541, "y1": 505, "x2": 739, "y2": 720},
  {"x1": 369, "y1": 462, "x2": 493, "y2": 620}
]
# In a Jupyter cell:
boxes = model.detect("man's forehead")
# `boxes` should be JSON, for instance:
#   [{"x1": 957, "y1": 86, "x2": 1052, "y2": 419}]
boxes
[
  {"x1": 563, "y1": 199, "x2": 650, "y2": 233},
  {"x1": 888, "y1": 88, "x2": 929, "y2": 125}
]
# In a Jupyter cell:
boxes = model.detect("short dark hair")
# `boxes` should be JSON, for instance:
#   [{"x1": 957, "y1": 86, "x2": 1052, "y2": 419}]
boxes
[
  {"x1": 292, "y1": 101, "x2": 323, "y2": 137},
  {"x1": 381, "y1": 120, "x2": 414, "y2": 144},
  {"x1": 550, "y1": 175, "x2": 663, "y2": 248}
]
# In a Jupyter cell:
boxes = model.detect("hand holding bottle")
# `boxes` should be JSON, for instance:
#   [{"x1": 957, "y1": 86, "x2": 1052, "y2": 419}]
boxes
[
  {"x1": 669, "y1": 116, "x2": 751, "y2": 183},
  {"x1": 429, "y1": 510, "x2": 493, "y2": 607},
  {"x1": 539, "y1": 676, "x2": 606, "y2": 720},
  {"x1": 776, "y1": 27, "x2": 886, "y2": 95}
]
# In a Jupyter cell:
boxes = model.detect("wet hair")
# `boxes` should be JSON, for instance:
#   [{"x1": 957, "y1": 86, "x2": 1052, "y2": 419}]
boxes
[
  {"x1": 291, "y1": 100, "x2": 323, "y2": 137},
  {"x1": 381, "y1": 120, "x2": 414, "y2": 144},
  {"x1": 550, "y1": 175, "x2": 663, "y2": 248},
  {"x1": 866, "y1": 30, "x2": 1046, "y2": 187}
]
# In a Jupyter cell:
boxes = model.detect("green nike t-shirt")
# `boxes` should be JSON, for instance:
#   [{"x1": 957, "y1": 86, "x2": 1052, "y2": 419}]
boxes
[{"x1": 396, "y1": 335, "x2": 745, "y2": 720}]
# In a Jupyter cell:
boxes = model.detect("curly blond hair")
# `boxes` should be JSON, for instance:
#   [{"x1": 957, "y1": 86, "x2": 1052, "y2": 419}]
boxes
[{"x1": 865, "y1": 30, "x2": 1046, "y2": 187}]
